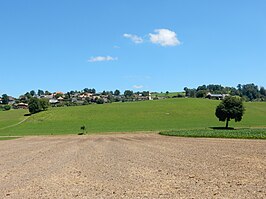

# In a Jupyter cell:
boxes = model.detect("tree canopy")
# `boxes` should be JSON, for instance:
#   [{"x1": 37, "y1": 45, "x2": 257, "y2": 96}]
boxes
[
  {"x1": 184, "y1": 83, "x2": 266, "y2": 101},
  {"x1": 28, "y1": 98, "x2": 42, "y2": 114},
  {"x1": 114, "y1": 89, "x2": 120, "y2": 96},
  {"x1": 28, "y1": 97, "x2": 49, "y2": 114},
  {"x1": 215, "y1": 96, "x2": 245, "y2": 128},
  {"x1": 124, "y1": 90, "x2": 134, "y2": 98},
  {"x1": 1, "y1": 94, "x2": 9, "y2": 104}
]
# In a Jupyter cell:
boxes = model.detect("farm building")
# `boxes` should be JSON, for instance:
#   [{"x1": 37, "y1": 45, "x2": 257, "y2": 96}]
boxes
[
  {"x1": 49, "y1": 99, "x2": 59, "y2": 104},
  {"x1": 206, "y1": 92, "x2": 229, "y2": 100},
  {"x1": 14, "y1": 103, "x2": 28, "y2": 109}
]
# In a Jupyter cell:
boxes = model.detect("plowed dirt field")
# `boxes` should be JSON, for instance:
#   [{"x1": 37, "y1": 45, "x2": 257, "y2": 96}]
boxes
[{"x1": 0, "y1": 133, "x2": 265, "y2": 198}]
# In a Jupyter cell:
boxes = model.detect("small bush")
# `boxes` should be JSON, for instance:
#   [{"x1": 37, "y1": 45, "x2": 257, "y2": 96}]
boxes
[
  {"x1": 80, "y1": 125, "x2": 86, "y2": 131},
  {"x1": 79, "y1": 125, "x2": 86, "y2": 135},
  {"x1": 82, "y1": 101, "x2": 89, "y2": 105},
  {"x1": 96, "y1": 98, "x2": 104, "y2": 104},
  {"x1": 3, "y1": 105, "x2": 11, "y2": 111}
]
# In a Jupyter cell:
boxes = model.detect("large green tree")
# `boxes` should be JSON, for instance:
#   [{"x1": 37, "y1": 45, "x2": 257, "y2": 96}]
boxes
[
  {"x1": 39, "y1": 98, "x2": 49, "y2": 110},
  {"x1": 28, "y1": 97, "x2": 49, "y2": 114},
  {"x1": 30, "y1": 90, "x2": 36, "y2": 96},
  {"x1": 260, "y1": 87, "x2": 266, "y2": 96},
  {"x1": 239, "y1": 84, "x2": 259, "y2": 101},
  {"x1": 1, "y1": 94, "x2": 9, "y2": 104},
  {"x1": 114, "y1": 89, "x2": 120, "y2": 96},
  {"x1": 37, "y1": 89, "x2": 44, "y2": 96},
  {"x1": 215, "y1": 96, "x2": 245, "y2": 128},
  {"x1": 28, "y1": 98, "x2": 42, "y2": 114},
  {"x1": 124, "y1": 90, "x2": 133, "y2": 98}
]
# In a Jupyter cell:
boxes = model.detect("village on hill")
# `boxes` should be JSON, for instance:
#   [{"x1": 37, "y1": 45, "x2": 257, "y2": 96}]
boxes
[
  {"x1": 0, "y1": 83, "x2": 265, "y2": 111},
  {"x1": 0, "y1": 89, "x2": 152, "y2": 110}
]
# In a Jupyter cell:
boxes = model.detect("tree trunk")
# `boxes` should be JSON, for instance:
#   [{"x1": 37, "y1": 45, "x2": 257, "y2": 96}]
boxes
[{"x1": 225, "y1": 118, "x2": 229, "y2": 128}]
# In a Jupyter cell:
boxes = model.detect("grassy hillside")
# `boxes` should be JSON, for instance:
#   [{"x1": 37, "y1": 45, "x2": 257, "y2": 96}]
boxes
[
  {"x1": 0, "y1": 98, "x2": 265, "y2": 136},
  {"x1": 0, "y1": 109, "x2": 28, "y2": 129}
]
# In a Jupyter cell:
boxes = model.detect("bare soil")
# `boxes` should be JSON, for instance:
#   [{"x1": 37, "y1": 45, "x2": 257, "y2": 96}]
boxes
[{"x1": 0, "y1": 133, "x2": 265, "y2": 198}]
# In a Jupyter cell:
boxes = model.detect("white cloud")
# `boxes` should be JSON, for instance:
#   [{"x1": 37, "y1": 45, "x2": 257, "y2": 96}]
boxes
[
  {"x1": 123, "y1": 33, "x2": 143, "y2": 44},
  {"x1": 88, "y1": 56, "x2": 118, "y2": 62},
  {"x1": 133, "y1": 85, "x2": 144, "y2": 89},
  {"x1": 149, "y1": 29, "x2": 180, "y2": 46}
]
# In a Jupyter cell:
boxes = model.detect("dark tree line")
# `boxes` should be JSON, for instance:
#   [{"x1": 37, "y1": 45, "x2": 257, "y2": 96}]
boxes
[{"x1": 184, "y1": 83, "x2": 266, "y2": 101}]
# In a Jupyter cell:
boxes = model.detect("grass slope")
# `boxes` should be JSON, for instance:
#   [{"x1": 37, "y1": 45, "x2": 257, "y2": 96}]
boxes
[
  {"x1": 0, "y1": 109, "x2": 28, "y2": 129},
  {"x1": 0, "y1": 98, "x2": 265, "y2": 136}
]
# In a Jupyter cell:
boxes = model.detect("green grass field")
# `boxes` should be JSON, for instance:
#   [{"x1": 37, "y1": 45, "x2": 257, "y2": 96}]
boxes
[
  {"x1": 0, "y1": 98, "x2": 265, "y2": 136},
  {"x1": 0, "y1": 109, "x2": 28, "y2": 129},
  {"x1": 159, "y1": 128, "x2": 266, "y2": 139}
]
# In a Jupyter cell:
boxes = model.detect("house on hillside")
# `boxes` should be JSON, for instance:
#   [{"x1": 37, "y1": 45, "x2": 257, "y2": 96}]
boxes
[
  {"x1": 206, "y1": 92, "x2": 229, "y2": 100},
  {"x1": 14, "y1": 103, "x2": 28, "y2": 109},
  {"x1": 134, "y1": 94, "x2": 149, "y2": 101},
  {"x1": 40, "y1": 94, "x2": 53, "y2": 99},
  {"x1": 78, "y1": 93, "x2": 93, "y2": 100},
  {"x1": 54, "y1": 91, "x2": 64, "y2": 95},
  {"x1": 57, "y1": 96, "x2": 64, "y2": 101},
  {"x1": 0, "y1": 96, "x2": 15, "y2": 104},
  {"x1": 8, "y1": 96, "x2": 16, "y2": 105},
  {"x1": 148, "y1": 92, "x2": 152, "y2": 100},
  {"x1": 53, "y1": 91, "x2": 64, "y2": 98},
  {"x1": 49, "y1": 98, "x2": 59, "y2": 104},
  {"x1": 71, "y1": 97, "x2": 78, "y2": 103}
]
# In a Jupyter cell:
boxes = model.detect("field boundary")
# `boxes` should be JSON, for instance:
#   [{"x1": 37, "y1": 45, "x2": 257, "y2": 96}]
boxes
[{"x1": 159, "y1": 128, "x2": 266, "y2": 139}]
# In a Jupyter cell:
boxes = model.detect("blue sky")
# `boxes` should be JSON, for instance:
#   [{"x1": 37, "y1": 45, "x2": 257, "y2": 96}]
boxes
[{"x1": 1, "y1": 0, "x2": 265, "y2": 97}]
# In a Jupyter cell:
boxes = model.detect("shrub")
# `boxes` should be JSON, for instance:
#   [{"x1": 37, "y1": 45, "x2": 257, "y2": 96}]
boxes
[
  {"x1": 3, "y1": 105, "x2": 11, "y2": 111},
  {"x1": 196, "y1": 90, "x2": 206, "y2": 98},
  {"x1": 82, "y1": 101, "x2": 89, "y2": 105},
  {"x1": 96, "y1": 98, "x2": 104, "y2": 104}
]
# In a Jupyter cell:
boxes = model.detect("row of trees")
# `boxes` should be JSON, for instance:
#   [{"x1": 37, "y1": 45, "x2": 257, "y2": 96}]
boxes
[{"x1": 184, "y1": 83, "x2": 266, "y2": 101}]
